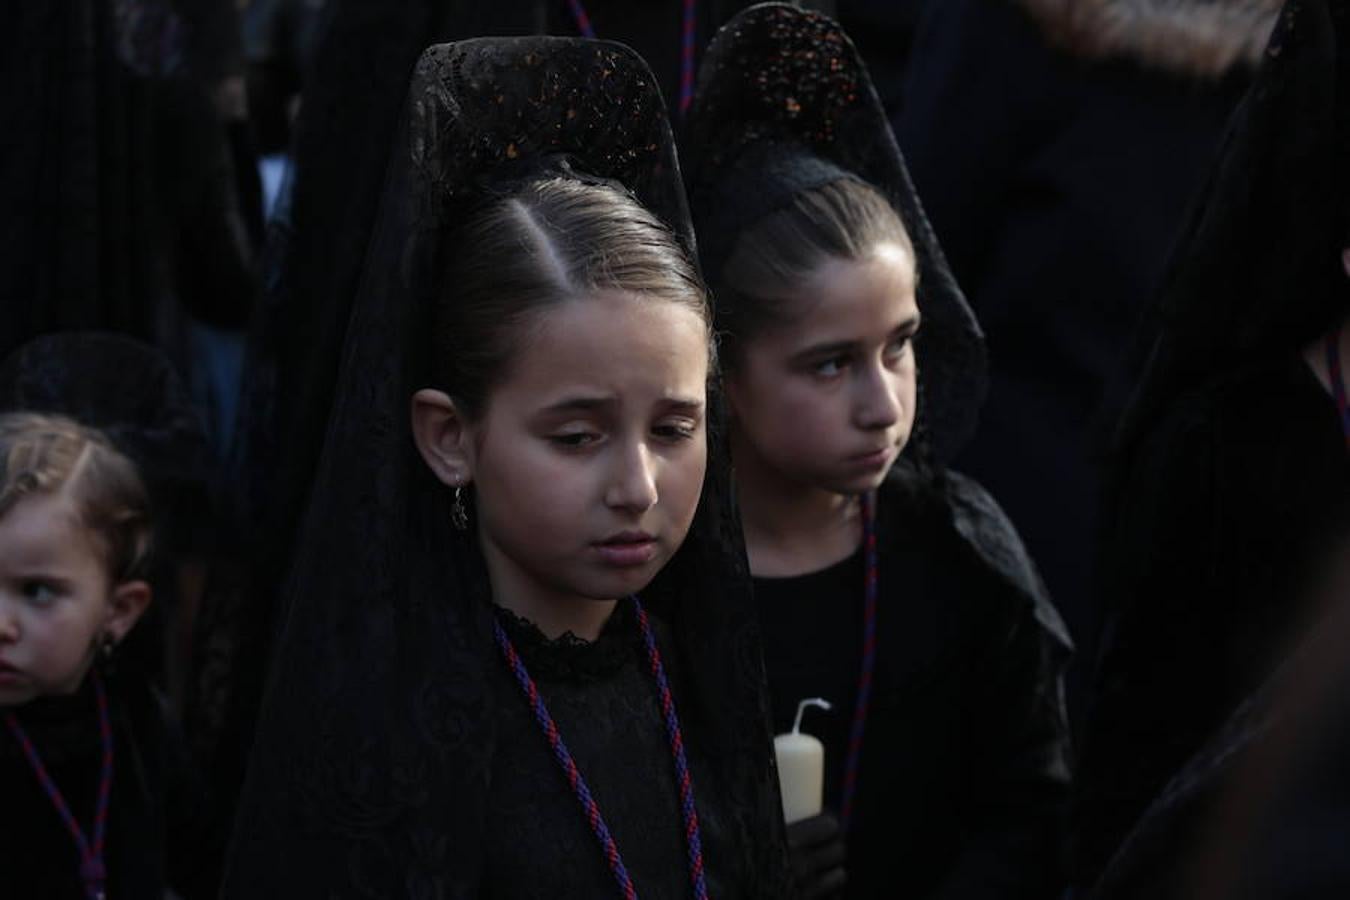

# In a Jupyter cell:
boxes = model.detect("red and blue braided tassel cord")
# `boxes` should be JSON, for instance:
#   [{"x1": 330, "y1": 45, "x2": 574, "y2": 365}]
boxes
[
  {"x1": 4, "y1": 670, "x2": 114, "y2": 900},
  {"x1": 494, "y1": 597, "x2": 709, "y2": 899},
  {"x1": 840, "y1": 490, "x2": 879, "y2": 832}
]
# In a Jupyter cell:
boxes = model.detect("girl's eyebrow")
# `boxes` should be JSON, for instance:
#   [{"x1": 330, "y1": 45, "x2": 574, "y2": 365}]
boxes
[
  {"x1": 537, "y1": 394, "x2": 616, "y2": 415},
  {"x1": 793, "y1": 316, "x2": 923, "y2": 362},
  {"x1": 793, "y1": 339, "x2": 859, "y2": 362},
  {"x1": 659, "y1": 396, "x2": 706, "y2": 413}
]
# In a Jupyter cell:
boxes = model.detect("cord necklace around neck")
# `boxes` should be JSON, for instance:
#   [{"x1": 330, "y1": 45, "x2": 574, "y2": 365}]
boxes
[
  {"x1": 839, "y1": 490, "x2": 879, "y2": 832},
  {"x1": 3, "y1": 670, "x2": 114, "y2": 900},
  {"x1": 1328, "y1": 324, "x2": 1349, "y2": 448},
  {"x1": 494, "y1": 596, "x2": 709, "y2": 899}
]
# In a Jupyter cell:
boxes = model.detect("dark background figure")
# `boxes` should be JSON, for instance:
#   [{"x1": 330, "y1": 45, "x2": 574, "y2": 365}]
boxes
[
  {"x1": 834, "y1": 0, "x2": 928, "y2": 119},
  {"x1": 239, "y1": 0, "x2": 329, "y2": 158},
  {"x1": 1076, "y1": 0, "x2": 1350, "y2": 885},
  {"x1": 2, "y1": 1, "x2": 173, "y2": 357},
  {"x1": 895, "y1": 0, "x2": 1281, "y2": 717},
  {"x1": 1084, "y1": 525, "x2": 1350, "y2": 900},
  {"x1": 0, "y1": 0, "x2": 261, "y2": 454}
]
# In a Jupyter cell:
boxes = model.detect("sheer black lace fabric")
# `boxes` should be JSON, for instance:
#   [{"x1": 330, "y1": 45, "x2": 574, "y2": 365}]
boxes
[
  {"x1": 222, "y1": 37, "x2": 789, "y2": 898},
  {"x1": 485, "y1": 602, "x2": 745, "y2": 899}
]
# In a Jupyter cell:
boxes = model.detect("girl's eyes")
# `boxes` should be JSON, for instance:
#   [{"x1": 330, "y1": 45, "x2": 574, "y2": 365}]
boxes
[
  {"x1": 20, "y1": 581, "x2": 58, "y2": 608},
  {"x1": 549, "y1": 431, "x2": 601, "y2": 449},
  {"x1": 885, "y1": 335, "x2": 914, "y2": 360},
  {"x1": 548, "y1": 421, "x2": 699, "y2": 448},
  {"x1": 653, "y1": 420, "x2": 699, "y2": 442},
  {"x1": 813, "y1": 356, "x2": 849, "y2": 378}
]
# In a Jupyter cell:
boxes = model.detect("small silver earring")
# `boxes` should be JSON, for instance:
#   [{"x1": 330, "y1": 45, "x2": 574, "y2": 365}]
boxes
[
  {"x1": 96, "y1": 634, "x2": 117, "y2": 671},
  {"x1": 451, "y1": 484, "x2": 469, "y2": 531}
]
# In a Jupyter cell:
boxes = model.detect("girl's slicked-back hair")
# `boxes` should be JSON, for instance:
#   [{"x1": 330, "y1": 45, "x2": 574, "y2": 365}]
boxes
[
  {"x1": 431, "y1": 176, "x2": 711, "y2": 418},
  {"x1": 713, "y1": 176, "x2": 915, "y2": 366},
  {"x1": 0, "y1": 412, "x2": 152, "y2": 581}
]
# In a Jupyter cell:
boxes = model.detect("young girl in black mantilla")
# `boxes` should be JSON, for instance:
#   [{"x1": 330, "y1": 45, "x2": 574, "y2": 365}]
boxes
[
  {"x1": 223, "y1": 37, "x2": 790, "y2": 898},
  {"x1": 686, "y1": 6, "x2": 1074, "y2": 898},
  {"x1": 0, "y1": 413, "x2": 214, "y2": 899}
]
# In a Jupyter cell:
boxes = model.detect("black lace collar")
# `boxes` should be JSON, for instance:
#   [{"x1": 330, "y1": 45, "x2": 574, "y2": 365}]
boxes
[{"x1": 493, "y1": 598, "x2": 640, "y2": 684}]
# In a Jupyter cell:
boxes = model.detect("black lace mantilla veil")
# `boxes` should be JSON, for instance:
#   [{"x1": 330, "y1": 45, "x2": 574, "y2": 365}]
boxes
[
  {"x1": 684, "y1": 2, "x2": 988, "y2": 465},
  {"x1": 224, "y1": 37, "x2": 790, "y2": 897},
  {"x1": 1113, "y1": 0, "x2": 1350, "y2": 460}
]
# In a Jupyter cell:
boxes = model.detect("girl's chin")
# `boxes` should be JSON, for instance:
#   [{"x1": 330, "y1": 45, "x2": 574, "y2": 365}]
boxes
[{"x1": 826, "y1": 469, "x2": 893, "y2": 495}]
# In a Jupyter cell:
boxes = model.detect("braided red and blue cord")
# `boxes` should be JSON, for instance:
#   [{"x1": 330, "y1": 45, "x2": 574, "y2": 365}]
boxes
[
  {"x1": 3, "y1": 670, "x2": 114, "y2": 900},
  {"x1": 1328, "y1": 324, "x2": 1349, "y2": 448},
  {"x1": 494, "y1": 597, "x2": 709, "y2": 899},
  {"x1": 566, "y1": 0, "x2": 699, "y2": 115},
  {"x1": 839, "y1": 490, "x2": 879, "y2": 832}
]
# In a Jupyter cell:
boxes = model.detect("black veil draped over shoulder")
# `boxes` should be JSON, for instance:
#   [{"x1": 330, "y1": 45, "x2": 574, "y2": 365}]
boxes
[
  {"x1": 224, "y1": 37, "x2": 788, "y2": 898},
  {"x1": 684, "y1": 2, "x2": 987, "y2": 465},
  {"x1": 1078, "y1": 0, "x2": 1350, "y2": 884},
  {"x1": 1112, "y1": 0, "x2": 1350, "y2": 459}
]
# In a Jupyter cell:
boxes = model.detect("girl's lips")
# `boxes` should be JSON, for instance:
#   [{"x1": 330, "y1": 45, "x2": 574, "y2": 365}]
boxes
[
  {"x1": 592, "y1": 535, "x2": 659, "y2": 568},
  {"x1": 848, "y1": 446, "x2": 896, "y2": 471}
]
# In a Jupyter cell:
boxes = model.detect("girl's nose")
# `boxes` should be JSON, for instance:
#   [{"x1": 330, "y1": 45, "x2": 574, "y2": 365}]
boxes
[
  {"x1": 605, "y1": 441, "x2": 660, "y2": 513},
  {"x1": 0, "y1": 603, "x2": 19, "y2": 644},
  {"x1": 854, "y1": 362, "x2": 903, "y2": 431}
]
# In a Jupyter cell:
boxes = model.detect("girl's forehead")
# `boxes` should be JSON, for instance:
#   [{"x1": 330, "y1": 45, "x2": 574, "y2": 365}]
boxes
[
  {"x1": 773, "y1": 251, "x2": 919, "y2": 342},
  {"x1": 0, "y1": 491, "x2": 96, "y2": 566},
  {"x1": 498, "y1": 292, "x2": 710, "y2": 405}
]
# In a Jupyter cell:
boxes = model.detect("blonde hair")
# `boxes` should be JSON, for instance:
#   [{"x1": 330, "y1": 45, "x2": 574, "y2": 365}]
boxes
[{"x1": 0, "y1": 412, "x2": 152, "y2": 581}]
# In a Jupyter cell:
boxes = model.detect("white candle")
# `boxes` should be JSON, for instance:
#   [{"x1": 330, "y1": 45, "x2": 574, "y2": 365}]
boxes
[{"x1": 773, "y1": 698, "x2": 832, "y2": 825}]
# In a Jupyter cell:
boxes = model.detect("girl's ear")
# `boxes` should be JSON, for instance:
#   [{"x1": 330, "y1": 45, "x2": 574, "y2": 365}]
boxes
[
  {"x1": 411, "y1": 389, "x2": 475, "y2": 488},
  {"x1": 105, "y1": 580, "x2": 151, "y2": 645}
]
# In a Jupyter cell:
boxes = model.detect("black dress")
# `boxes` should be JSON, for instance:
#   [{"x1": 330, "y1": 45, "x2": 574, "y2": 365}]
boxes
[
  {"x1": 1076, "y1": 354, "x2": 1350, "y2": 881},
  {"x1": 0, "y1": 672, "x2": 218, "y2": 899},
  {"x1": 487, "y1": 601, "x2": 748, "y2": 898},
  {"x1": 755, "y1": 462, "x2": 1074, "y2": 899}
]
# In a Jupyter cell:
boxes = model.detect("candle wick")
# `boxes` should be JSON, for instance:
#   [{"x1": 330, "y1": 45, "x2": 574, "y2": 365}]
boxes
[{"x1": 793, "y1": 697, "x2": 832, "y2": 734}]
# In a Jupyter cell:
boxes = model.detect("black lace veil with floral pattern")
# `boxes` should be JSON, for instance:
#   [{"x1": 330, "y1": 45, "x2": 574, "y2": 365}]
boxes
[
  {"x1": 685, "y1": 2, "x2": 988, "y2": 464},
  {"x1": 222, "y1": 36, "x2": 789, "y2": 897}
]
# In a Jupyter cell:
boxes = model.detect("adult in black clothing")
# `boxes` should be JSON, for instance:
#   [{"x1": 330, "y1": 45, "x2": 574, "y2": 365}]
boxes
[
  {"x1": 1, "y1": 1, "x2": 169, "y2": 358},
  {"x1": 1076, "y1": 0, "x2": 1350, "y2": 886},
  {"x1": 223, "y1": 36, "x2": 790, "y2": 897},
  {"x1": 0, "y1": 0, "x2": 260, "y2": 455},
  {"x1": 687, "y1": 7, "x2": 1074, "y2": 896},
  {"x1": 1085, "y1": 530, "x2": 1350, "y2": 900},
  {"x1": 896, "y1": 0, "x2": 1281, "y2": 708}
]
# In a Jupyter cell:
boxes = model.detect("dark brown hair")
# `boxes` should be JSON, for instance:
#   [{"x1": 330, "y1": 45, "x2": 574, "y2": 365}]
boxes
[
  {"x1": 714, "y1": 177, "x2": 915, "y2": 366},
  {"x1": 0, "y1": 412, "x2": 152, "y2": 581},
  {"x1": 432, "y1": 177, "x2": 711, "y2": 419}
]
